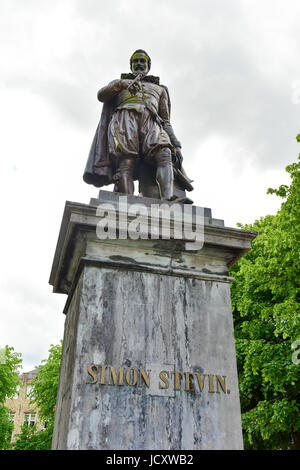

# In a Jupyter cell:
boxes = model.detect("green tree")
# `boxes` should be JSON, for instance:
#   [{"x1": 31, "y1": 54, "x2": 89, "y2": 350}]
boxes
[
  {"x1": 14, "y1": 342, "x2": 62, "y2": 450},
  {"x1": 14, "y1": 422, "x2": 38, "y2": 450},
  {"x1": 0, "y1": 346, "x2": 22, "y2": 403},
  {"x1": 0, "y1": 346, "x2": 22, "y2": 449},
  {"x1": 14, "y1": 422, "x2": 54, "y2": 451},
  {"x1": 0, "y1": 405, "x2": 14, "y2": 450},
  {"x1": 230, "y1": 143, "x2": 300, "y2": 449},
  {"x1": 29, "y1": 342, "x2": 62, "y2": 424}
]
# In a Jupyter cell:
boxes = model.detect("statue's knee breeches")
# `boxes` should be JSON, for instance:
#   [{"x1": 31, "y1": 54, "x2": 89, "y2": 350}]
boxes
[{"x1": 118, "y1": 157, "x2": 136, "y2": 176}]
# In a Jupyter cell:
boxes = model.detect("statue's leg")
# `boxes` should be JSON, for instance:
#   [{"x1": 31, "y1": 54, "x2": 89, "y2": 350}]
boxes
[
  {"x1": 154, "y1": 148, "x2": 174, "y2": 200},
  {"x1": 118, "y1": 157, "x2": 136, "y2": 195}
]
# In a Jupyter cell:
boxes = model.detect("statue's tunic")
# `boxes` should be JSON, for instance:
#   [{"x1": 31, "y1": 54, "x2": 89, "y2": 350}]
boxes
[{"x1": 97, "y1": 79, "x2": 177, "y2": 162}]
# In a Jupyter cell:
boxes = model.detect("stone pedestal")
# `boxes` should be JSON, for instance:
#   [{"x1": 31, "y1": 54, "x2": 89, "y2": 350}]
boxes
[{"x1": 49, "y1": 191, "x2": 256, "y2": 450}]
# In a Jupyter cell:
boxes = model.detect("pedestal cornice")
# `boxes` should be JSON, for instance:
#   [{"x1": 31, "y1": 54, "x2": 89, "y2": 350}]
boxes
[{"x1": 49, "y1": 196, "x2": 257, "y2": 298}]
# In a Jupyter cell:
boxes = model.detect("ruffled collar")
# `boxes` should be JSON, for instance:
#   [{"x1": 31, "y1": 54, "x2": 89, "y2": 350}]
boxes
[{"x1": 120, "y1": 73, "x2": 160, "y2": 85}]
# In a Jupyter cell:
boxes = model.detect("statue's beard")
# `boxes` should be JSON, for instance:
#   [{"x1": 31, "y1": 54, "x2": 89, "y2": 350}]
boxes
[{"x1": 134, "y1": 66, "x2": 146, "y2": 72}]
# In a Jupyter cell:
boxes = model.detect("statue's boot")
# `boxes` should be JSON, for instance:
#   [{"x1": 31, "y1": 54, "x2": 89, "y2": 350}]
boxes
[
  {"x1": 155, "y1": 148, "x2": 174, "y2": 200},
  {"x1": 118, "y1": 156, "x2": 136, "y2": 195},
  {"x1": 170, "y1": 196, "x2": 194, "y2": 204}
]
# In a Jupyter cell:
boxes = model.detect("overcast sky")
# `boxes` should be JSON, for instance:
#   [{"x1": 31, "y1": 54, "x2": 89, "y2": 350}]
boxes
[{"x1": 1, "y1": 0, "x2": 299, "y2": 372}]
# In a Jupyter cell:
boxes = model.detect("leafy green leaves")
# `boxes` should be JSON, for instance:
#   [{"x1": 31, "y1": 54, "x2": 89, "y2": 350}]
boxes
[
  {"x1": 0, "y1": 405, "x2": 14, "y2": 450},
  {"x1": 0, "y1": 346, "x2": 22, "y2": 404},
  {"x1": 13, "y1": 421, "x2": 55, "y2": 450},
  {"x1": 28, "y1": 342, "x2": 62, "y2": 424},
  {"x1": 231, "y1": 151, "x2": 300, "y2": 449},
  {"x1": 13, "y1": 342, "x2": 62, "y2": 450}
]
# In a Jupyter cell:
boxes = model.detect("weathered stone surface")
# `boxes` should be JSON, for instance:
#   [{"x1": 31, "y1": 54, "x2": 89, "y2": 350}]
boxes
[{"x1": 50, "y1": 195, "x2": 257, "y2": 450}]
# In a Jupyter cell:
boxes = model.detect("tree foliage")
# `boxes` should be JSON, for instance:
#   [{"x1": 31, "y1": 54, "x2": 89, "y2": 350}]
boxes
[
  {"x1": 14, "y1": 422, "x2": 54, "y2": 451},
  {"x1": 0, "y1": 405, "x2": 14, "y2": 450},
  {"x1": 0, "y1": 346, "x2": 22, "y2": 403},
  {"x1": 0, "y1": 345, "x2": 22, "y2": 449},
  {"x1": 230, "y1": 147, "x2": 300, "y2": 449},
  {"x1": 29, "y1": 342, "x2": 62, "y2": 424},
  {"x1": 13, "y1": 342, "x2": 62, "y2": 450}
]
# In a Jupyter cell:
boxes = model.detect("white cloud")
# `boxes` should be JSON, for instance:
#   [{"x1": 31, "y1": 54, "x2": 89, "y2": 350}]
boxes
[{"x1": 188, "y1": 135, "x2": 292, "y2": 227}]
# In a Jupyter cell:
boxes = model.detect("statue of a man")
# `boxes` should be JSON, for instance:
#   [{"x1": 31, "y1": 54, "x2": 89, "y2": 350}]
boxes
[{"x1": 83, "y1": 49, "x2": 193, "y2": 202}]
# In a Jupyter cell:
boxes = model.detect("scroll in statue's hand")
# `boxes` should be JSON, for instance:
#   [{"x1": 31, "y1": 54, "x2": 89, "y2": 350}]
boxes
[
  {"x1": 127, "y1": 80, "x2": 142, "y2": 95},
  {"x1": 120, "y1": 77, "x2": 142, "y2": 95}
]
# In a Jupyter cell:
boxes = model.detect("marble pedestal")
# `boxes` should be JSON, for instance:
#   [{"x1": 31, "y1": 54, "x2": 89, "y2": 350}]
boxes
[{"x1": 49, "y1": 191, "x2": 256, "y2": 450}]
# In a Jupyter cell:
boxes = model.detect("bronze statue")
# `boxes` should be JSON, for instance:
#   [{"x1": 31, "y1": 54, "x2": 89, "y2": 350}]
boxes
[{"x1": 83, "y1": 50, "x2": 193, "y2": 203}]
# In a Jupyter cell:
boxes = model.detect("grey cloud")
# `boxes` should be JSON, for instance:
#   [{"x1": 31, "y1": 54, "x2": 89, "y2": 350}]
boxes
[
  {"x1": 159, "y1": 27, "x2": 300, "y2": 170},
  {"x1": 4, "y1": 72, "x2": 98, "y2": 130}
]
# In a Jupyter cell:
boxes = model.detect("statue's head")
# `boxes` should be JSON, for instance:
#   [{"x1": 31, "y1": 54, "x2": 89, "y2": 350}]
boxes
[{"x1": 130, "y1": 49, "x2": 151, "y2": 75}]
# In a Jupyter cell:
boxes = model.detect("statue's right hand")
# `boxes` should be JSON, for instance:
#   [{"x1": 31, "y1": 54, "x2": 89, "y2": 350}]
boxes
[
  {"x1": 120, "y1": 79, "x2": 141, "y2": 95},
  {"x1": 119, "y1": 79, "x2": 131, "y2": 89}
]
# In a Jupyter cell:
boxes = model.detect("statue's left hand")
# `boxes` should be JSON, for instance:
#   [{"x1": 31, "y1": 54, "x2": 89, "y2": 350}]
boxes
[{"x1": 173, "y1": 147, "x2": 183, "y2": 169}]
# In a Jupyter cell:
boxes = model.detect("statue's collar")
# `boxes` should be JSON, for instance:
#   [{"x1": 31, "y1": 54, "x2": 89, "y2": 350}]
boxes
[{"x1": 121, "y1": 73, "x2": 160, "y2": 85}]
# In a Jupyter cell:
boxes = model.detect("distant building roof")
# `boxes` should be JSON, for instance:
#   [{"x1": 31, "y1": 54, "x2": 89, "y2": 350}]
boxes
[{"x1": 18, "y1": 369, "x2": 39, "y2": 380}]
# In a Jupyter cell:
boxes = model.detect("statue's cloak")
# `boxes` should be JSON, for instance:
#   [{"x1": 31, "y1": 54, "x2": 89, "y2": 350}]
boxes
[{"x1": 83, "y1": 99, "x2": 115, "y2": 188}]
